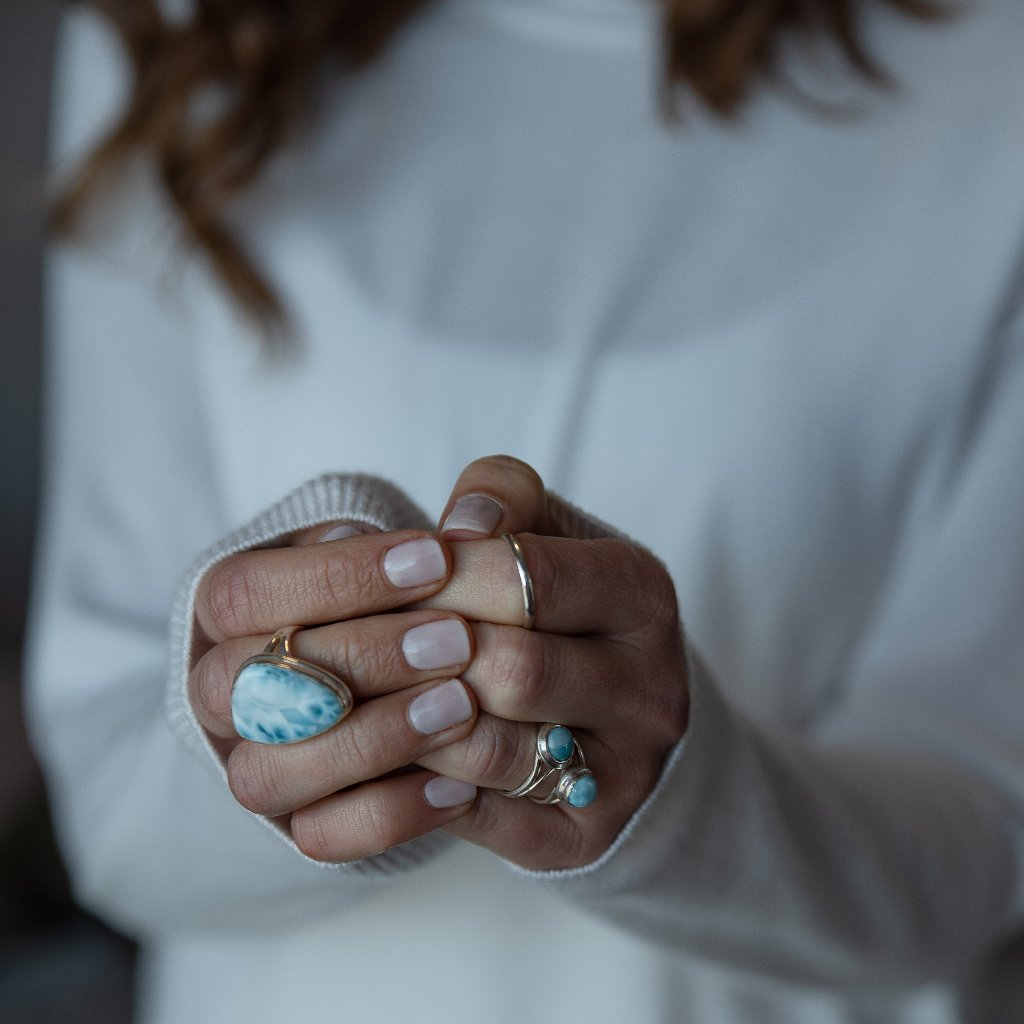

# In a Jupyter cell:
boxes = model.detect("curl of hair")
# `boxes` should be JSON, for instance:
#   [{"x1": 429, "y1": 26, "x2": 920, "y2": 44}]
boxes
[{"x1": 54, "y1": 0, "x2": 942, "y2": 336}]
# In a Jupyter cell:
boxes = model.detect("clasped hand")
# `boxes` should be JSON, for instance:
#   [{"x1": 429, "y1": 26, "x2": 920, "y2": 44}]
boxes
[{"x1": 188, "y1": 456, "x2": 689, "y2": 870}]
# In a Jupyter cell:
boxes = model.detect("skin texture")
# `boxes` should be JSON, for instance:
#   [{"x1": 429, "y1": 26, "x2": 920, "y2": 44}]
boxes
[{"x1": 188, "y1": 455, "x2": 689, "y2": 869}]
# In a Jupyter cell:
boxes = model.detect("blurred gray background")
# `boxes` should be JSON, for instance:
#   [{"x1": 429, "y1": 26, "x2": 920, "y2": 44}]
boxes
[{"x1": 1, "y1": 3, "x2": 135, "y2": 1020}]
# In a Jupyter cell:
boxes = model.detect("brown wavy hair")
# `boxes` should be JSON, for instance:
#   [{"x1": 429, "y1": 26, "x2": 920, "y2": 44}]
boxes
[{"x1": 54, "y1": 0, "x2": 940, "y2": 335}]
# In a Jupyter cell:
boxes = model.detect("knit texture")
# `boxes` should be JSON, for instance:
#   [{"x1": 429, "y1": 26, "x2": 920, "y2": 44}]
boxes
[{"x1": 166, "y1": 472, "x2": 446, "y2": 871}]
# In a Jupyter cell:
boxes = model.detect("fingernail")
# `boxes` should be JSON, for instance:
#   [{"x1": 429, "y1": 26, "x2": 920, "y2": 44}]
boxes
[
  {"x1": 402, "y1": 619, "x2": 471, "y2": 671},
  {"x1": 383, "y1": 538, "x2": 447, "y2": 588},
  {"x1": 318, "y1": 524, "x2": 363, "y2": 543},
  {"x1": 424, "y1": 775, "x2": 477, "y2": 809},
  {"x1": 408, "y1": 679, "x2": 472, "y2": 735},
  {"x1": 441, "y1": 494, "x2": 503, "y2": 537}
]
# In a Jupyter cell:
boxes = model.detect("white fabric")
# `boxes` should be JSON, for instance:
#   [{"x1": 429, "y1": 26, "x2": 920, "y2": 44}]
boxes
[{"x1": 26, "y1": 0, "x2": 1024, "y2": 1021}]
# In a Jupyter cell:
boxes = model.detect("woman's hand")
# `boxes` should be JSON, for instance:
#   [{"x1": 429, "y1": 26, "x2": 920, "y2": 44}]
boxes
[
  {"x1": 412, "y1": 455, "x2": 690, "y2": 871},
  {"x1": 187, "y1": 456, "x2": 688, "y2": 872},
  {"x1": 187, "y1": 527, "x2": 484, "y2": 860}
]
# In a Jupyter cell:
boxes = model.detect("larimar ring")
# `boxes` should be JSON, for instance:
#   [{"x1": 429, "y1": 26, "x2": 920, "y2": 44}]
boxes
[
  {"x1": 503, "y1": 533, "x2": 536, "y2": 630},
  {"x1": 534, "y1": 765, "x2": 598, "y2": 809},
  {"x1": 231, "y1": 627, "x2": 354, "y2": 744},
  {"x1": 501, "y1": 724, "x2": 597, "y2": 808},
  {"x1": 502, "y1": 723, "x2": 576, "y2": 799}
]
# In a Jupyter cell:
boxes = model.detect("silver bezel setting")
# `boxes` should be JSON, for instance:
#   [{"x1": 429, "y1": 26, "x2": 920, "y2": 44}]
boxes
[
  {"x1": 537, "y1": 723, "x2": 574, "y2": 770},
  {"x1": 230, "y1": 627, "x2": 355, "y2": 744},
  {"x1": 501, "y1": 722, "x2": 598, "y2": 807}
]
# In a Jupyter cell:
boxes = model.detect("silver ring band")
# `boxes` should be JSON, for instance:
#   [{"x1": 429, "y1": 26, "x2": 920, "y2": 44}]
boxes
[
  {"x1": 503, "y1": 532, "x2": 536, "y2": 630},
  {"x1": 501, "y1": 723, "x2": 574, "y2": 799},
  {"x1": 502, "y1": 723, "x2": 597, "y2": 808},
  {"x1": 530, "y1": 765, "x2": 597, "y2": 807}
]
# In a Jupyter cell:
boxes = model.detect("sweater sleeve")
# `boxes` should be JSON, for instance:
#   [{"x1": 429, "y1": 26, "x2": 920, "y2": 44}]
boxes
[
  {"x1": 26, "y1": 290, "x2": 452, "y2": 936},
  {"x1": 26, "y1": 275, "x2": 451, "y2": 939},
  {"x1": 24, "y1": 8, "x2": 451, "y2": 941},
  {"x1": 519, "y1": 309, "x2": 1024, "y2": 989}
]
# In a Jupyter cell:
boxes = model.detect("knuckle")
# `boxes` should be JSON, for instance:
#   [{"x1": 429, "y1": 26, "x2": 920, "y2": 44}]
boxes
[
  {"x1": 462, "y1": 718, "x2": 529, "y2": 787},
  {"x1": 489, "y1": 629, "x2": 551, "y2": 715},
  {"x1": 290, "y1": 808, "x2": 335, "y2": 862},
  {"x1": 188, "y1": 643, "x2": 236, "y2": 727},
  {"x1": 291, "y1": 792, "x2": 409, "y2": 863},
  {"x1": 646, "y1": 673, "x2": 690, "y2": 750},
  {"x1": 660, "y1": 670, "x2": 690, "y2": 740},
  {"x1": 326, "y1": 720, "x2": 387, "y2": 782},
  {"x1": 623, "y1": 644, "x2": 687, "y2": 753},
  {"x1": 305, "y1": 546, "x2": 377, "y2": 615},
  {"x1": 199, "y1": 559, "x2": 270, "y2": 639},
  {"x1": 525, "y1": 541, "x2": 561, "y2": 611},
  {"x1": 347, "y1": 796, "x2": 402, "y2": 858},
  {"x1": 334, "y1": 626, "x2": 399, "y2": 689},
  {"x1": 646, "y1": 552, "x2": 679, "y2": 618},
  {"x1": 227, "y1": 746, "x2": 289, "y2": 815},
  {"x1": 624, "y1": 544, "x2": 679, "y2": 628}
]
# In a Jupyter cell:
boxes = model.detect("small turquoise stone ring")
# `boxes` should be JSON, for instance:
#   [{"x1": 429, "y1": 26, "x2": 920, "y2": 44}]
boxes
[
  {"x1": 231, "y1": 627, "x2": 355, "y2": 745},
  {"x1": 549, "y1": 767, "x2": 598, "y2": 809},
  {"x1": 501, "y1": 723, "x2": 597, "y2": 808},
  {"x1": 539, "y1": 724, "x2": 575, "y2": 769}
]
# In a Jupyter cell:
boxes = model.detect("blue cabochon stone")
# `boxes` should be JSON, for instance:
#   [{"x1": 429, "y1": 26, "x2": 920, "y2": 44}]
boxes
[
  {"x1": 232, "y1": 662, "x2": 344, "y2": 744},
  {"x1": 566, "y1": 773, "x2": 598, "y2": 808},
  {"x1": 546, "y1": 725, "x2": 575, "y2": 763}
]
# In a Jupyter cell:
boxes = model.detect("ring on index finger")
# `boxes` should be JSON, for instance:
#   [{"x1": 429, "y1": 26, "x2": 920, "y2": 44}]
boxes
[
  {"x1": 503, "y1": 533, "x2": 536, "y2": 630},
  {"x1": 231, "y1": 627, "x2": 355, "y2": 745}
]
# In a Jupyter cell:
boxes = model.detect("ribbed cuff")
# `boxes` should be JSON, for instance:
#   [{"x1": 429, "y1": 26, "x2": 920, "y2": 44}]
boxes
[{"x1": 165, "y1": 472, "x2": 448, "y2": 874}]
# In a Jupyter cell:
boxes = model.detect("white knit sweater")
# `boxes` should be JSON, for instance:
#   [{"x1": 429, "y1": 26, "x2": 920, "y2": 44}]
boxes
[{"x1": 27, "y1": 1, "x2": 1024, "y2": 1021}]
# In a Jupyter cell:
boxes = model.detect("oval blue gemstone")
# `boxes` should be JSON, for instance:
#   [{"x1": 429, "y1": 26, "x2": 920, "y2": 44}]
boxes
[
  {"x1": 566, "y1": 773, "x2": 598, "y2": 808},
  {"x1": 232, "y1": 662, "x2": 343, "y2": 744},
  {"x1": 546, "y1": 725, "x2": 574, "y2": 763}
]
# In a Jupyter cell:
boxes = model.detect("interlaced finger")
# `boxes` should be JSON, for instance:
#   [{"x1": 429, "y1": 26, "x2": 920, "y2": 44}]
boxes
[
  {"x1": 193, "y1": 529, "x2": 451, "y2": 644},
  {"x1": 419, "y1": 534, "x2": 677, "y2": 636},
  {"x1": 226, "y1": 675, "x2": 477, "y2": 817},
  {"x1": 190, "y1": 611, "x2": 474, "y2": 740},
  {"x1": 460, "y1": 623, "x2": 638, "y2": 729},
  {"x1": 437, "y1": 455, "x2": 549, "y2": 539},
  {"x1": 288, "y1": 771, "x2": 477, "y2": 863},
  {"x1": 420, "y1": 716, "x2": 648, "y2": 870}
]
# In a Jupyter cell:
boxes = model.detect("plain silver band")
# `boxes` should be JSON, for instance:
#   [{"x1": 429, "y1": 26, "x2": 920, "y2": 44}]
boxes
[{"x1": 503, "y1": 533, "x2": 536, "y2": 630}]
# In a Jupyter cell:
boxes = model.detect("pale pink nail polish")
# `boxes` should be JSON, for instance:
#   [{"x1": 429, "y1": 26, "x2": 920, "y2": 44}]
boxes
[
  {"x1": 383, "y1": 538, "x2": 447, "y2": 588},
  {"x1": 402, "y1": 620, "x2": 471, "y2": 671},
  {"x1": 408, "y1": 679, "x2": 472, "y2": 735},
  {"x1": 441, "y1": 494, "x2": 503, "y2": 536},
  {"x1": 319, "y1": 524, "x2": 363, "y2": 543},
  {"x1": 424, "y1": 776, "x2": 477, "y2": 809}
]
